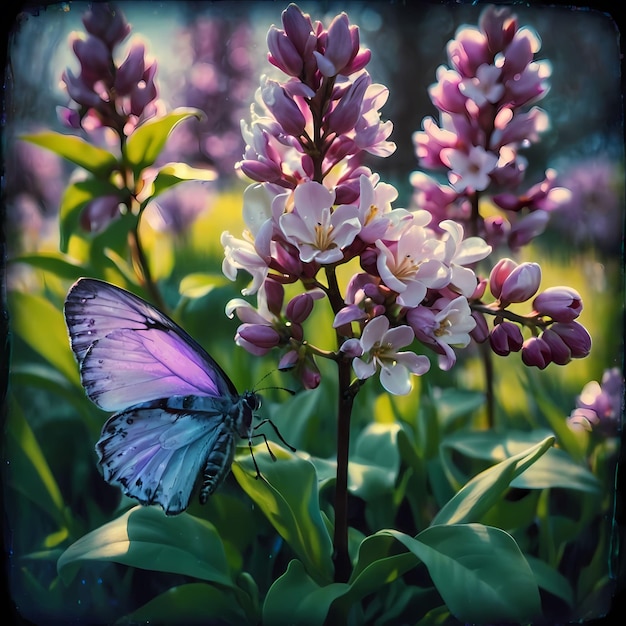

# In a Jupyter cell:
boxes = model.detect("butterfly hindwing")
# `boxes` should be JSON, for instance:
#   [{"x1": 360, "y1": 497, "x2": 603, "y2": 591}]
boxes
[
  {"x1": 96, "y1": 395, "x2": 240, "y2": 515},
  {"x1": 65, "y1": 278, "x2": 237, "y2": 411}
]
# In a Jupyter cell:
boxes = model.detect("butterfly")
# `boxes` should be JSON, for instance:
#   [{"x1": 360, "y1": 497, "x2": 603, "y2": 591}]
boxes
[{"x1": 64, "y1": 277, "x2": 293, "y2": 516}]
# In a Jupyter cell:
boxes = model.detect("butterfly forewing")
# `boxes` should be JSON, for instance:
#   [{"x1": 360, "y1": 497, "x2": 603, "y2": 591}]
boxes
[{"x1": 65, "y1": 278, "x2": 237, "y2": 411}]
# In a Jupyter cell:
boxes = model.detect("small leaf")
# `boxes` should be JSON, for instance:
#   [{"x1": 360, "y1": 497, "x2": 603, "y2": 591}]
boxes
[
  {"x1": 8, "y1": 290, "x2": 79, "y2": 385},
  {"x1": 432, "y1": 435, "x2": 555, "y2": 526},
  {"x1": 57, "y1": 506, "x2": 235, "y2": 587},
  {"x1": 9, "y1": 252, "x2": 87, "y2": 282},
  {"x1": 263, "y1": 560, "x2": 349, "y2": 626},
  {"x1": 124, "y1": 108, "x2": 203, "y2": 174},
  {"x1": 21, "y1": 132, "x2": 117, "y2": 175},
  {"x1": 232, "y1": 445, "x2": 334, "y2": 583},
  {"x1": 179, "y1": 272, "x2": 229, "y2": 299},
  {"x1": 150, "y1": 162, "x2": 217, "y2": 200}
]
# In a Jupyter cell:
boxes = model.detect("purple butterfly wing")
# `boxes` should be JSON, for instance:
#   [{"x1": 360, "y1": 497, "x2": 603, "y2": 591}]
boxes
[
  {"x1": 96, "y1": 398, "x2": 236, "y2": 515},
  {"x1": 65, "y1": 278, "x2": 237, "y2": 412}
]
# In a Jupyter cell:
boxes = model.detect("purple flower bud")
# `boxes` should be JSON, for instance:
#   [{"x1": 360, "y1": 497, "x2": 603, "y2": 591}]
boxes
[
  {"x1": 267, "y1": 28, "x2": 303, "y2": 77},
  {"x1": 264, "y1": 279, "x2": 285, "y2": 317},
  {"x1": 237, "y1": 323, "x2": 281, "y2": 350},
  {"x1": 81, "y1": 195, "x2": 121, "y2": 232},
  {"x1": 62, "y1": 69, "x2": 102, "y2": 108},
  {"x1": 508, "y1": 210, "x2": 550, "y2": 249},
  {"x1": 489, "y1": 257, "x2": 518, "y2": 299},
  {"x1": 278, "y1": 349, "x2": 299, "y2": 370},
  {"x1": 56, "y1": 106, "x2": 82, "y2": 129},
  {"x1": 261, "y1": 79, "x2": 306, "y2": 136},
  {"x1": 239, "y1": 159, "x2": 283, "y2": 184},
  {"x1": 540, "y1": 328, "x2": 571, "y2": 365},
  {"x1": 73, "y1": 35, "x2": 112, "y2": 81},
  {"x1": 533, "y1": 286, "x2": 583, "y2": 322},
  {"x1": 300, "y1": 355, "x2": 321, "y2": 389},
  {"x1": 314, "y1": 13, "x2": 355, "y2": 77},
  {"x1": 130, "y1": 62, "x2": 158, "y2": 117},
  {"x1": 499, "y1": 262, "x2": 541, "y2": 305},
  {"x1": 333, "y1": 305, "x2": 367, "y2": 328},
  {"x1": 273, "y1": 240, "x2": 303, "y2": 277},
  {"x1": 549, "y1": 322, "x2": 591, "y2": 359},
  {"x1": 82, "y1": 3, "x2": 131, "y2": 49},
  {"x1": 326, "y1": 73, "x2": 369, "y2": 136},
  {"x1": 501, "y1": 30, "x2": 535, "y2": 80},
  {"x1": 479, "y1": 5, "x2": 517, "y2": 55},
  {"x1": 490, "y1": 321, "x2": 523, "y2": 356},
  {"x1": 286, "y1": 292, "x2": 315, "y2": 324},
  {"x1": 115, "y1": 42, "x2": 146, "y2": 95},
  {"x1": 470, "y1": 311, "x2": 490, "y2": 343},
  {"x1": 521, "y1": 336, "x2": 552, "y2": 369},
  {"x1": 281, "y1": 4, "x2": 316, "y2": 58}
]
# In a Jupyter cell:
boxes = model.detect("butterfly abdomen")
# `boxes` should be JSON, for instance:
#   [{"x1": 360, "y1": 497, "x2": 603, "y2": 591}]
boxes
[{"x1": 199, "y1": 429, "x2": 236, "y2": 503}]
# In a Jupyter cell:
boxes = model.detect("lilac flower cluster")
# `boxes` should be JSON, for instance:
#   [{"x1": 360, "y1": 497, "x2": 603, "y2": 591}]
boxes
[
  {"x1": 410, "y1": 5, "x2": 571, "y2": 248},
  {"x1": 58, "y1": 3, "x2": 161, "y2": 232},
  {"x1": 223, "y1": 4, "x2": 482, "y2": 393},
  {"x1": 568, "y1": 368, "x2": 623, "y2": 437},
  {"x1": 223, "y1": 4, "x2": 591, "y2": 394}
]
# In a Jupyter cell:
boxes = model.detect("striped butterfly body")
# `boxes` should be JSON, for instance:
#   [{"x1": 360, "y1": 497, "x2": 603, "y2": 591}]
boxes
[{"x1": 64, "y1": 277, "x2": 279, "y2": 516}]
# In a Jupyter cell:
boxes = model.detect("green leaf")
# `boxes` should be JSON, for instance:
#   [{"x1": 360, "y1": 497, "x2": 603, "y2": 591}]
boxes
[
  {"x1": 122, "y1": 583, "x2": 250, "y2": 625},
  {"x1": 9, "y1": 252, "x2": 87, "y2": 282},
  {"x1": 263, "y1": 560, "x2": 349, "y2": 626},
  {"x1": 511, "y1": 446, "x2": 601, "y2": 493},
  {"x1": 232, "y1": 444, "x2": 333, "y2": 583},
  {"x1": 5, "y1": 396, "x2": 67, "y2": 528},
  {"x1": 57, "y1": 506, "x2": 235, "y2": 587},
  {"x1": 149, "y1": 162, "x2": 217, "y2": 201},
  {"x1": 432, "y1": 435, "x2": 555, "y2": 526},
  {"x1": 124, "y1": 108, "x2": 203, "y2": 174},
  {"x1": 20, "y1": 132, "x2": 117, "y2": 175},
  {"x1": 431, "y1": 387, "x2": 485, "y2": 430},
  {"x1": 178, "y1": 272, "x2": 230, "y2": 299},
  {"x1": 390, "y1": 524, "x2": 542, "y2": 623},
  {"x1": 8, "y1": 290, "x2": 79, "y2": 385}
]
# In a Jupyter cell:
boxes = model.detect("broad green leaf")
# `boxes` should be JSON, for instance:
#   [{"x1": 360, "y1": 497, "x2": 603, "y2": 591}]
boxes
[
  {"x1": 9, "y1": 253, "x2": 87, "y2": 282},
  {"x1": 511, "y1": 446, "x2": 601, "y2": 493},
  {"x1": 178, "y1": 272, "x2": 230, "y2": 299},
  {"x1": 123, "y1": 583, "x2": 250, "y2": 625},
  {"x1": 263, "y1": 560, "x2": 349, "y2": 626},
  {"x1": 149, "y1": 162, "x2": 217, "y2": 201},
  {"x1": 442, "y1": 430, "x2": 600, "y2": 494},
  {"x1": 8, "y1": 290, "x2": 79, "y2": 385},
  {"x1": 124, "y1": 108, "x2": 203, "y2": 174},
  {"x1": 391, "y1": 524, "x2": 542, "y2": 623},
  {"x1": 57, "y1": 506, "x2": 235, "y2": 587},
  {"x1": 21, "y1": 132, "x2": 117, "y2": 175},
  {"x1": 346, "y1": 533, "x2": 419, "y2": 602},
  {"x1": 5, "y1": 396, "x2": 67, "y2": 528},
  {"x1": 232, "y1": 445, "x2": 333, "y2": 583},
  {"x1": 432, "y1": 436, "x2": 555, "y2": 525}
]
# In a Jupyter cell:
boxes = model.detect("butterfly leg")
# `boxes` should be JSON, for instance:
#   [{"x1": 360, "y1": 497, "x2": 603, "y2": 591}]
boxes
[{"x1": 253, "y1": 418, "x2": 296, "y2": 452}]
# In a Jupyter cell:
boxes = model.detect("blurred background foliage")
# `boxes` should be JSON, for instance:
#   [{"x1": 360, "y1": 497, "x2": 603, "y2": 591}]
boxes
[{"x1": 2, "y1": 1, "x2": 624, "y2": 624}]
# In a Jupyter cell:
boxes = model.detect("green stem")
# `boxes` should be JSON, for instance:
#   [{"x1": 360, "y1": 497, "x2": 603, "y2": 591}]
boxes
[{"x1": 127, "y1": 224, "x2": 166, "y2": 312}]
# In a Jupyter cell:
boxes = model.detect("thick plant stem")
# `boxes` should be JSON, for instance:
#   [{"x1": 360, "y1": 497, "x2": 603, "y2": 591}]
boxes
[{"x1": 333, "y1": 357, "x2": 355, "y2": 583}]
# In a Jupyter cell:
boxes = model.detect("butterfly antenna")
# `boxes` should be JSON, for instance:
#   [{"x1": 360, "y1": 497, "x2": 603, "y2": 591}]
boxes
[{"x1": 254, "y1": 369, "x2": 296, "y2": 396}]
